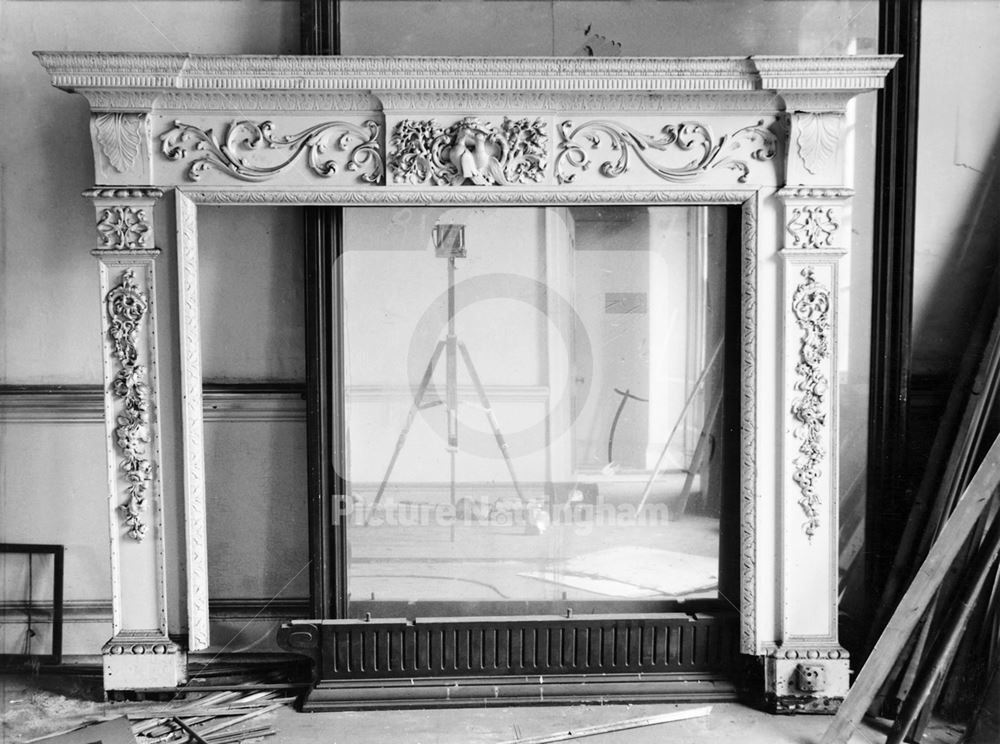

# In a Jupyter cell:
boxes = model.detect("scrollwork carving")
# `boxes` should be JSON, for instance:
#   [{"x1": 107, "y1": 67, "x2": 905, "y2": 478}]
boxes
[
  {"x1": 388, "y1": 117, "x2": 547, "y2": 186},
  {"x1": 107, "y1": 269, "x2": 152, "y2": 541},
  {"x1": 160, "y1": 120, "x2": 383, "y2": 183},
  {"x1": 556, "y1": 119, "x2": 777, "y2": 184},
  {"x1": 789, "y1": 268, "x2": 831, "y2": 539},
  {"x1": 96, "y1": 206, "x2": 150, "y2": 250},
  {"x1": 787, "y1": 206, "x2": 839, "y2": 249}
]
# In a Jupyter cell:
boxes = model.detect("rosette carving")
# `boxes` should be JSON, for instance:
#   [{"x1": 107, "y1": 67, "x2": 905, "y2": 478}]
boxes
[
  {"x1": 107, "y1": 269, "x2": 152, "y2": 541},
  {"x1": 787, "y1": 206, "x2": 839, "y2": 249},
  {"x1": 388, "y1": 117, "x2": 547, "y2": 185},
  {"x1": 789, "y1": 268, "x2": 831, "y2": 539},
  {"x1": 556, "y1": 119, "x2": 777, "y2": 184},
  {"x1": 160, "y1": 119, "x2": 383, "y2": 183},
  {"x1": 96, "y1": 206, "x2": 150, "y2": 250}
]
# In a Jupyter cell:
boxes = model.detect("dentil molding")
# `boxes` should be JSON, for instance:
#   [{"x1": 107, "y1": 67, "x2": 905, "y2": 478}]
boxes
[{"x1": 35, "y1": 53, "x2": 900, "y2": 113}]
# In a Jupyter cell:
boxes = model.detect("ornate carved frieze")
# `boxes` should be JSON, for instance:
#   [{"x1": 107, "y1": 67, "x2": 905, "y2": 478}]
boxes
[
  {"x1": 789, "y1": 268, "x2": 831, "y2": 539},
  {"x1": 106, "y1": 269, "x2": 152, "y2": 541},
  {"x1": 93, "y1": 113, "x2": 147, "y2": 174},
  {"x1": 555, "y1": 119, "x2": 777, "y2": 184},
  {"x1": 388, "y1": 117, "x2": 547, "y2": 186},
  {"x1": 786, "y1": 205, "x2": 839, "y2": 249},
  {"x1": 160, "y1": 120, "x2": 383, "y2": 183},
  {"x1": 96, "y1": 206, "x2": 151, "y2": 250}
]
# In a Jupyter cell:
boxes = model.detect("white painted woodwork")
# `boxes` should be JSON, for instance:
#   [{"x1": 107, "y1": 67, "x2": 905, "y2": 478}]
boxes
[{"x1": 37, "y1": 52, "x2": 897, "y2": 699}]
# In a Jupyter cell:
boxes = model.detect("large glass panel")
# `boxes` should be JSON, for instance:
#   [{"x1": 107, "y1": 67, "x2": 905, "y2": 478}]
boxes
[{"x1": 341, "y1": 206, "x2": 729, "y2": 611}]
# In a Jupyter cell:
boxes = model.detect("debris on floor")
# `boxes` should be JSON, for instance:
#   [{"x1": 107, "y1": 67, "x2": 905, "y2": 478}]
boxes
[
  {"x1": 22, "y1": 717, "x2": 136, "y2": 744},
  {"x1": 127, "y1": 690, "x2": 288, "y2": 743},
  {"x1": 3, "y1": 684, "x2": 292, "y2": 744},
  {"x1": 495, "y1": 705, "x2": 712, "y2": 744}
]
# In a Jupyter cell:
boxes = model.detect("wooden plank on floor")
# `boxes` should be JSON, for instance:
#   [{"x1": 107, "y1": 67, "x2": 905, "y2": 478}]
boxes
[{"x1": 821, "y1": 431, "x2": 1000, "y2": 744}]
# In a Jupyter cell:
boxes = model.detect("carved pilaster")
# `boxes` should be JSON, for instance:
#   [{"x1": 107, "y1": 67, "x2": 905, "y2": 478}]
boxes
[
  {"x1": 90, "y1": 187, "x2": 185, "y2": 688},
  {"x1": 772, "y1": 186, "x2": 852, "y2": 707}
]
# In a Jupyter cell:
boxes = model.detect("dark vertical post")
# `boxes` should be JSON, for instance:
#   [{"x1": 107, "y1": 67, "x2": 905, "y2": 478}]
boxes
[
  {"x1": 866, "y1": 0, "x2": 921, "y2": 639},
  {"x1": 302, "y1": 0, "x2": 348, "y2": 619},
  {"x1": 52, "y1": 545, "x2": 64, "y2": 664}
]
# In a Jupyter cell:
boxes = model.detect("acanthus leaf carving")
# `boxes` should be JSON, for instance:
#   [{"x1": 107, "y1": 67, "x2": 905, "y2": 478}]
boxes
[
  {"x1": 789, "y1": 267, "x2": 831, "y2": 539},
  {"x1": 795, "y1": 113, "x2": 840, "y2": 176},
  {"x1": 95, "y1": 112, "x2": 145, "y2": 174},
  {"x1": 160, "y1": 119, "x2": 384, "y2": 184},
  {"x1": 107, "y1": 269, "x2": 152, "y2": 541},
  {"x1": 388, "y1": 117, "x2": 547, "y2": 186},
  {"x1": 787, "y1": 205, "x2": 839, "y2": 249},
  {"x1": 556, "y1": 119, "x2": 777, "y2": 184},
  {"x1": 96, "y1": 206, "x2": 151, "y2": 250}
]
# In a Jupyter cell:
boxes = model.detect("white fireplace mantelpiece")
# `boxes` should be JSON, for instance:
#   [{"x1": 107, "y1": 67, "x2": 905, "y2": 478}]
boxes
[{"x1": 37, "y1": 53, "x2": 898, "y2": 706}]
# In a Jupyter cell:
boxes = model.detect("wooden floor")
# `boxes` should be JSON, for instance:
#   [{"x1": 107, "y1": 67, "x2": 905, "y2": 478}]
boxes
[{"x1": 0, "y1": 674, "x2": 969, "y2": 744}]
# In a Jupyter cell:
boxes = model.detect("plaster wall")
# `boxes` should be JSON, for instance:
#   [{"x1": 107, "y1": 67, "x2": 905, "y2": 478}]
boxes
[
  {"x1": 911, "y1": 0, "x2": 1000, "y2": 379},
  {"x1": 0, "y1": 0, "x2": 300, "y2": 656}
]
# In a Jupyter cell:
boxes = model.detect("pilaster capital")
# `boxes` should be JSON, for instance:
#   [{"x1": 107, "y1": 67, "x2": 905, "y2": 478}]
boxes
[{"x1": 89, "y1": 112, "x2": 154, "y2": 184}]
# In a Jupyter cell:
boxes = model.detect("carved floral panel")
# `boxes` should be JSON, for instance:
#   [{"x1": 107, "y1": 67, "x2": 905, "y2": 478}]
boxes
[
  {"x1": 388, "y1": 117, "x2": 547, "y2": 186},
  {"x1": 787, "y1": 205, "x2": 840, "y2": 249},
  {"x1": 107, "y1": 268, "x2": 152, "y2": 541},
  {"x1": 789, "y1": 267, "x2": 831, "y2": 539},
  {"x1": 97, "y1": 206, "x2": 151, "y2": 250}
]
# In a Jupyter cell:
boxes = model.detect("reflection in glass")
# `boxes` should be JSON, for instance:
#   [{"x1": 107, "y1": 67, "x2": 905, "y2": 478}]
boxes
[{"x1": 341, "y1": 206, "x2": 728, "y2": 610}]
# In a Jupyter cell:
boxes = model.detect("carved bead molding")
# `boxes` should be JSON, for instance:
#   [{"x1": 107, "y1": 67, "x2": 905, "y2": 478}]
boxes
[
  {"x1": 789, "y1": 268, "x2": 831, "y2": 539},
  {"x1": 96, "y1": 206, "x2": 150, "y2": 250},
  {"x1": 160, "y1": 120, "x2": 383, "y2": 183},
  {"x1": 787, "y1": 205, "x2": 839, "y2": 249},
  {"x1": 106, "y1": 269, "x2": 152, "y2": 541},
  {"x1": 84, "y1": 187, "x2": 165, "y2": 200},
  {"x1": 556, "y1": 119, "x2": 777, "y2": 184},
  {"x1": 103, "y1": 636, "x2": 180, "y2": 656},
  {"x1": 93, "y1": 113, "x2": 147, "y2": 174},
  {"x1": 388, "y1": 117, "x2": 547, "y2": 185},
  {"x1": 768, "y1": 645, "x2": 847, "y2": 661}
]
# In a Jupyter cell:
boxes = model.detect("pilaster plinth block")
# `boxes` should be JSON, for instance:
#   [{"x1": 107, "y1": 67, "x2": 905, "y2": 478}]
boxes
[
  {"x1": 103, "y1": 631, "x2": 186, "y2": 689},
  {"x1": 764, "y1": 645, "x2": 850, "y2": 713}
]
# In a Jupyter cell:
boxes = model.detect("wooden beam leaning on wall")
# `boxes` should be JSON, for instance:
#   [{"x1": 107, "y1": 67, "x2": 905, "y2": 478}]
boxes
[{"x1": 820, "y1": 431, "x2": 1000, "y2": 744}]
